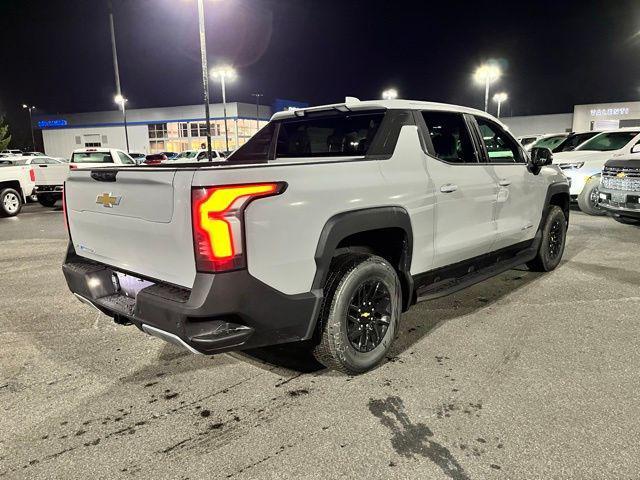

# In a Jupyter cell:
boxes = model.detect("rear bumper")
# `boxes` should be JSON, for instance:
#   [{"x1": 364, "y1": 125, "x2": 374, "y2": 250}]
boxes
[
  {"x1": 35, "y1": 185, "x2": 63, "y2": 197},
  {"x1": 62, "y1": 246, "x2": 322, "y2": 354}
]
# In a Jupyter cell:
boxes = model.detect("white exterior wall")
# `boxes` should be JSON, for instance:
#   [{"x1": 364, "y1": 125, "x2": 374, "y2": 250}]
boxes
[
  {"x1": 42, "y1": 125, "x2": 148, "y2": 158},
  {"x1": 501, "y1": 113, "x2": 573, "y2": 137}
]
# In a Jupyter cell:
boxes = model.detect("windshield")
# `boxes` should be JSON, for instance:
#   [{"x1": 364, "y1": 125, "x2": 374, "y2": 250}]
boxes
[
  {"x1": 7, "y1": 159, "x2": 27, "y2": 165},
  {"x1": 576, "y1": 131, "x2": 640, "y2": 152},
  {"x1": 71, "y1": 152, "x2": 114, "y2": 163},
  {"x1": 552, "y1": 132, "x2": 599, "y2": 153},
  {"x1": 532, "y1": 135, "x2": 566, "y2": 150},
  {"x1": 519, "y1": 137, "x2": 538, "y2": 146}
]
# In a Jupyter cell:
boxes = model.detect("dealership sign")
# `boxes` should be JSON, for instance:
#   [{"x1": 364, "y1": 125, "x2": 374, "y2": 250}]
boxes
[
  {"x1": 37, "y1": 119, "x2": 68, "y2": 128},
  {"x1": 590, "y1": 108, "x2": 630, "y2": 117}
]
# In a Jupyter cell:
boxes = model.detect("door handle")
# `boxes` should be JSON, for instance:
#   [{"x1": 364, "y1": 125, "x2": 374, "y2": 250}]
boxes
[
  {"x1": 498, "y1": 179, "x2": 511, "y2": 187},
  {"x1": 440, "y1": 183, "x2": 458, "y2": 193}
]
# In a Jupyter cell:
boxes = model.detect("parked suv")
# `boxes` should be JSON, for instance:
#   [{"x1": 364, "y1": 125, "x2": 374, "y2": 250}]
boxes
[
  {"x1": 62, "y1": 99, "x2": 569, "y2": 374},
  {"x1": 553, "y1": 128, "x2": 640, "y2": 215},
  {"x1": 598, "y1": 155, "x2": 640, "y2": 225}
]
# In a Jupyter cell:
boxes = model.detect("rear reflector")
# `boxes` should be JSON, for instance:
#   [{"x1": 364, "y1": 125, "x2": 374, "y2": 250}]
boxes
[{"x1": 192, "y1": 183, "x2": 286, "y2": 272}]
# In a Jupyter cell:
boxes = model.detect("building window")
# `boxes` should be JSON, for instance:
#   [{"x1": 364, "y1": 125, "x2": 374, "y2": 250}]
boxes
[
  {"x1": 179, "y1": 123, "x2": 189, "y2": 138},
  {"x1": 148, "y1": 123, "x2": 168, "y2": 139},
  {"x1": 149, "y1": 140, "x2": 165, "y2": 153},
  {"x1": 84, "y1": 142, "x2": 101, "y2": 148}
]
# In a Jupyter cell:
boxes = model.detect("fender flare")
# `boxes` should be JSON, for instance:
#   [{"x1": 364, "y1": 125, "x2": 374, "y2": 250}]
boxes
[
  {"x1": 311, "y1": 206, "x2": 413, "y2": 292},
  {"x1": 540, "y1": 181, "x2": 571, "y2": 230}
]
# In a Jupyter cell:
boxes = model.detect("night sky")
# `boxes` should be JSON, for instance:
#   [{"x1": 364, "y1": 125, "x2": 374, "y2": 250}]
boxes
[{"x1": 1, "y1": 0, "x2": 640, "y2": 147}]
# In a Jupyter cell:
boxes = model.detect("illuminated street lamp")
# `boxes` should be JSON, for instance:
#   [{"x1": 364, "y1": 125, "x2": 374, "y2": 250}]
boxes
[
  {"x1": 382, "y1": 88, "x2": 398, "y2": 100},
  {"x1": 114, "y1": 94, "x2": 130, "y2": 152},
  {"x1": 210, "y1": 65, "x2": 237, "y2": 152},
  {"x1": 493, "y1": 92, "x2": 508, "y2": 118},
  {"x1": 474, "y1": 64, "x2": 502, "y2": 112},
  {"x1": 22, "y1": 104, "x2": 36, "y2": 151}
]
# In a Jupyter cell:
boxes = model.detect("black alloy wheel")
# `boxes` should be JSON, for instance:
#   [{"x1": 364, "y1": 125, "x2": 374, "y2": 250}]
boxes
[{"x1": 346, "y1": 280, "x2": 392, "y2": 353}]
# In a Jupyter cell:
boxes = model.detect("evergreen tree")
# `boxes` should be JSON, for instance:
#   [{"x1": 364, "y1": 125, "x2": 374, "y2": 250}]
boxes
[{"x1": 0, "y1": 117, "x2": 11, "y2": 151}]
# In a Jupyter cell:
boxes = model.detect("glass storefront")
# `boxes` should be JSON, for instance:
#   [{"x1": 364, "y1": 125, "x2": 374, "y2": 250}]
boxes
[{"x1": 147, "y1": 119, "x2": 268, "y2": 154}]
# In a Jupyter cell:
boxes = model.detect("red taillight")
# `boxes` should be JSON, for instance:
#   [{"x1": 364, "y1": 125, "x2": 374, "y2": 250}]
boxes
[
  {"x1": 192, "y1": 183, "x2": 286, "y2": 272},
  {"x1": 69, "y1": 164, "x2": 77, "y2": 170},
  {"x1": 29, "y1": 168, "x2": 35, "y2": 182}
]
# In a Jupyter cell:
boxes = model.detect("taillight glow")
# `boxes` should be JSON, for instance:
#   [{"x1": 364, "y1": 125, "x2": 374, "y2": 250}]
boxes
[
  {"x1": 192, "y1": 183, "x2": 284, "y2": 272},
  {"x1": 29, "y1": 168, "x2": 35, "y2": 182}
]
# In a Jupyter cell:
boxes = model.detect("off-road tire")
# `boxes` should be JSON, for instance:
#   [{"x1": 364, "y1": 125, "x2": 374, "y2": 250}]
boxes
[
  {"x1": 313, "y1": 254, "x2": 401, "y2": 374},
  {"x1": 0, "y1": 188, "x2": 22, "y2": 217},
  {"x1": 527, "y1": 205, "x2": 567, "y2": 272},
  {"x1": 577, "y1": 177, "x2": 606, "y2": 216}
]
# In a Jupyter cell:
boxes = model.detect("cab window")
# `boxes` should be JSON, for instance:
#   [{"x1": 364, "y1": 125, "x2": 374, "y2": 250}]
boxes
[
  {"x1": 421, "y1": 111, "x2": 476, "y2": 164},
  {"x1": 117, "y1": 152, "x2": 135, "y2": 165},
  {"x1": 475, "y1": 117, "x2": 524, "y2": 163}
]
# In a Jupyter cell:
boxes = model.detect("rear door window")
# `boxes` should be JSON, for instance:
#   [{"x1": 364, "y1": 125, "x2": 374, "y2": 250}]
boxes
[{"x1": 421, "y1": 111, "x2": 477, "y2": 164}]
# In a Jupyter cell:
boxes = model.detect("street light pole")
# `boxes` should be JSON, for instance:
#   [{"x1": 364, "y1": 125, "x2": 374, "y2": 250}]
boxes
[
  {"x1": 108, "y1": 1, "x2": 122, "y2": 98},
  {"x1": 220, "y1": 75, "x2": 229, "y2": 152},
  {"x1": 493, "y1": 92, "x2": 508, "y2": 118},
  {"x1": 196, "y1": 0, "x2": 213, "y2": 161},
  {"x1": 211, "y1": 66, "x2": 237, "y2": 153},
  {"x1": 114, "y1": 95, "x2": 129, "y2": 151},
  {"x1": 484, "y1": 78, "x2": 490, "y2": 113},
  {"x1": 22, "y1": 105, "x2": 35, "y2": 151},
  {"x1": 251, "y1": 93, "x2": 263, "y2": 130}
]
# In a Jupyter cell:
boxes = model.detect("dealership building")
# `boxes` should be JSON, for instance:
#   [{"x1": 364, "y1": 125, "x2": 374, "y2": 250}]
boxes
[
  {"x1": 502, "y1": 100, "x2": 640, "y2": 137},
  {"x1": 33, "y1": 100, "x2": 308, "y2": 158}
]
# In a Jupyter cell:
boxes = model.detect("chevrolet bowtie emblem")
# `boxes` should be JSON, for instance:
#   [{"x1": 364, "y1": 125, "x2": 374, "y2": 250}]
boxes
[
  {"x1": 617, "y1": 172, "x2": 626, "y2": 178},
  {"x1": 96, "y1": 192, "x2": 121, "y2": 208}
]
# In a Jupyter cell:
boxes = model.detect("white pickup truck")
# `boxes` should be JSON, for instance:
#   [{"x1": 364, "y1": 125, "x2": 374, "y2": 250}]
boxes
[
  {"x1": 9, "y1": 156, "x2": 69, "y2": 207},
  {"x1": 0, "y1": 163, "x2": 36, "y2": 217},
  {"x1": 62, "y1": 99, "x2": 570, "y2": 374}
]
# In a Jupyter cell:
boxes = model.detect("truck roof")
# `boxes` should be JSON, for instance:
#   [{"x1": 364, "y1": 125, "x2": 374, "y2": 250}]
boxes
[{"x1": 271, "y1": 98, "x2": 493, "y2": 121}]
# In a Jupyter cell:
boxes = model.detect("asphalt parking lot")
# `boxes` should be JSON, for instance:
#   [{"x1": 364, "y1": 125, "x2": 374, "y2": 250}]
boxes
[{"x1": 1, "y1": 203, "x2": 639, "y2": 479}]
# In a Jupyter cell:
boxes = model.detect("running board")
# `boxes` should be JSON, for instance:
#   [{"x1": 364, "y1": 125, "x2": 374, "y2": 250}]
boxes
[{"x1": 415, "y1": 240, "x2": 539, "y2": 303}]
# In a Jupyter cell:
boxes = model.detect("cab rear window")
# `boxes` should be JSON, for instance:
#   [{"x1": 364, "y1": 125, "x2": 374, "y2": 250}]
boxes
[
  {"x1": 230, "y1": 111, "x2": 385, "y2": 162},
  {"x1": 276, "y1": 113, "x2": 384, "y2": 158},
  {"x1": 71, "y1": 152, "x2": 113, "y2": 163}
]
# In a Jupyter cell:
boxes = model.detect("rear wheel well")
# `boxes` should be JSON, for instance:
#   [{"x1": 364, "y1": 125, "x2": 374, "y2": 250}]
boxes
[
  {"x1": 0, "y1": 181, "x2": 23, "y2": 199},
  {"x1": 549, "y1": 191, "x2": 570, "y2": 221},
  {"x1": 334, "y1": 227, "x2": 412, "y2": 310}
]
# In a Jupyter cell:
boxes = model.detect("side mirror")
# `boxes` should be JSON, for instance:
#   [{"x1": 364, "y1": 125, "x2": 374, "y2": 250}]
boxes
[
  {"x1": 631, "y1": 143, "x2": 640, "y2": 154},
  {"x1": 530, "y1": 147, "x2": 553, "y2": 167}
]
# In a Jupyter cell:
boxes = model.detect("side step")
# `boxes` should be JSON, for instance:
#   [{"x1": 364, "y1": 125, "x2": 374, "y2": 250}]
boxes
[{"x1": 415, "y1": 243, "x2": 538, "y2": 302}]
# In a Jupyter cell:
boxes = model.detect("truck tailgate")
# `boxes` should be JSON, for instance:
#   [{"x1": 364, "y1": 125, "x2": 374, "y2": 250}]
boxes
[
  {"x1": 33, "y1": 164, "x2": 68, "y2": 186},
  {"x1": 66, "y1": 169, "x2": 197, "y2": 288}
]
